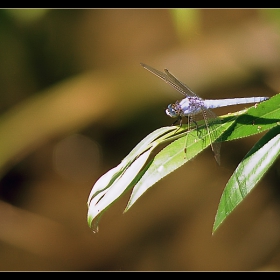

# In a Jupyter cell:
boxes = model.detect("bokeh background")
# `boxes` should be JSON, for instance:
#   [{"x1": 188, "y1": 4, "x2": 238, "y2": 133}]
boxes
[{"x1": 0, "y1": 8, "x2": 280, "y2": 271}]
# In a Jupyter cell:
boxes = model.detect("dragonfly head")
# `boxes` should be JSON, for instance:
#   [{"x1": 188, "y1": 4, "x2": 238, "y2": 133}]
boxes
[{"x1": 166, "y1": 103, "x2": 180, "y2": 118}]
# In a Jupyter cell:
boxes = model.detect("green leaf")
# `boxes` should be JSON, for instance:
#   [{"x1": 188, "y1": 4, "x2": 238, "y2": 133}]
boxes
[
  {"x1": 125, "y1": 116, "x2": 235, "y2": 211},
  {"x1": 213, "y1": 125, "x2": 280, "y2": 233},
  {"x1": 220, "y1": 93, "x2": 280, "y2": 142}
]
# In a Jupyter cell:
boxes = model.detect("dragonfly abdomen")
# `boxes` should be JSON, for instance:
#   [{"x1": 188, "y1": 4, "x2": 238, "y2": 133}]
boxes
[{"x1": 204, "y1": 97, "x2": 269, "y2": 109}]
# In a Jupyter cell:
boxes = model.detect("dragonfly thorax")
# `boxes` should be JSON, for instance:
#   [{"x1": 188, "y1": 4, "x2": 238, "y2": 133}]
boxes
[
  {"x1": 179, "y1": 97, "x2": 204, "y2": 116},
  {"x1": 166, "y1": 97, "x2": 205, "y2": 118}
]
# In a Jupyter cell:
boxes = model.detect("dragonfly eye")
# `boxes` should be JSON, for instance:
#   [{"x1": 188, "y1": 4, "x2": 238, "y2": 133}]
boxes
[{"x1": 166, "y1": 104, "x2": 179, "y2": 118}]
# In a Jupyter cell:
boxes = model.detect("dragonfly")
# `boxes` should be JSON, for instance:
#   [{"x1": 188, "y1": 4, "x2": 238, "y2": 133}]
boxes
[{"x1": 140, "y1": 63, "x2": 269, "y2": 164}]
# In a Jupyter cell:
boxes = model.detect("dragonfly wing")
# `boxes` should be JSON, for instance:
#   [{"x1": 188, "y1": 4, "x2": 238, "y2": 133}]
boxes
[
  {"x1": 200, "y1": 107, "x2": 221, "y2": 165},
  {"x1": 141, "y1": 63, "x2": 197, "y2": 98},
  {"x1": 163, "y1": 68, "x2": 198, "y2": 98}
]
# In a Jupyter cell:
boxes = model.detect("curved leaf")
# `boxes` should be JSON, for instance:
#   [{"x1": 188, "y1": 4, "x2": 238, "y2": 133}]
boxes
[
  {"x1": 87, "y1": 126, "x2": 178, "y2": 231},
  {"x1": 88, "y1": 149, "x2": 152, "y2": 232},
  {"x1": 213, "y1": 125, "x2": 280, "y2": 233}
]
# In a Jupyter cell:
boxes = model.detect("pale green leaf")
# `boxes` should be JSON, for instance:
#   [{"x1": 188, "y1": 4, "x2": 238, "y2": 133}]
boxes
[
  {"x1": 88, "y1": 149, "x2": 152, "y2": 232},
  {"x1": 87, "y1": 126, "x2": 178, "y2": 231}
]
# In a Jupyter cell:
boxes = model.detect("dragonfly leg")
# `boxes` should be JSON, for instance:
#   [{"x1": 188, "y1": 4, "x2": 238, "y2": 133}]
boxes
[
  {"x1": 191, "y1": 118, "x2": 203, "y2": 139},
  {"x1": 179, "y1": 117, "x2": 183, "y2": 127},
  {"x1": 172, "y1": 116, "x2": 182, "y2": 126}
]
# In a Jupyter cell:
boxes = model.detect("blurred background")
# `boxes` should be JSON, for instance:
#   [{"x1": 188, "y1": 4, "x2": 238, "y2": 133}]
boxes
[{"x1": 0, "y1": 8, "x2": 280, "y2": 271}]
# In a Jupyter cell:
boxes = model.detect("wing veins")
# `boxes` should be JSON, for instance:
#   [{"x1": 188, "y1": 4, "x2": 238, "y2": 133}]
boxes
[{"x1": 141, "y1": 63, "x2": 197, "y2": 98}]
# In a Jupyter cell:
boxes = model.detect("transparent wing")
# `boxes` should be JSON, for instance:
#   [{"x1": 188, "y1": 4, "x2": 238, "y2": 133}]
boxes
[
  {"x1": 200, "y1": 108, "x2": 221, "y2": 165},
  {"x1": 140, "y1": 63, "x2": 197, "y2": 98}
]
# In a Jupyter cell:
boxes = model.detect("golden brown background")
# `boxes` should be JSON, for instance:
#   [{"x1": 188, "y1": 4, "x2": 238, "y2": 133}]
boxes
[{"x1": 0, "y1": 8, "x2": 280, "y2": 271}]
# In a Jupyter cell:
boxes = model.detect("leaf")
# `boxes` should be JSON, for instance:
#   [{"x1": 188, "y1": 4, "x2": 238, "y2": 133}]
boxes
[
  {"x1": 88, "y1": 149, "x2": 152, "y2": 232},
  {"x1": 87, "y1": 126, "x2": 178, "y2": 231},
  {"x1": 219, "y1": 93, "x2": 280, "y2": 142},
  {"x1": 213, "y1": 125, "x2": 280, "y2": 233},
  {"x1": 125, "y1": 116, "x2": 235, "y2": 211}
]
